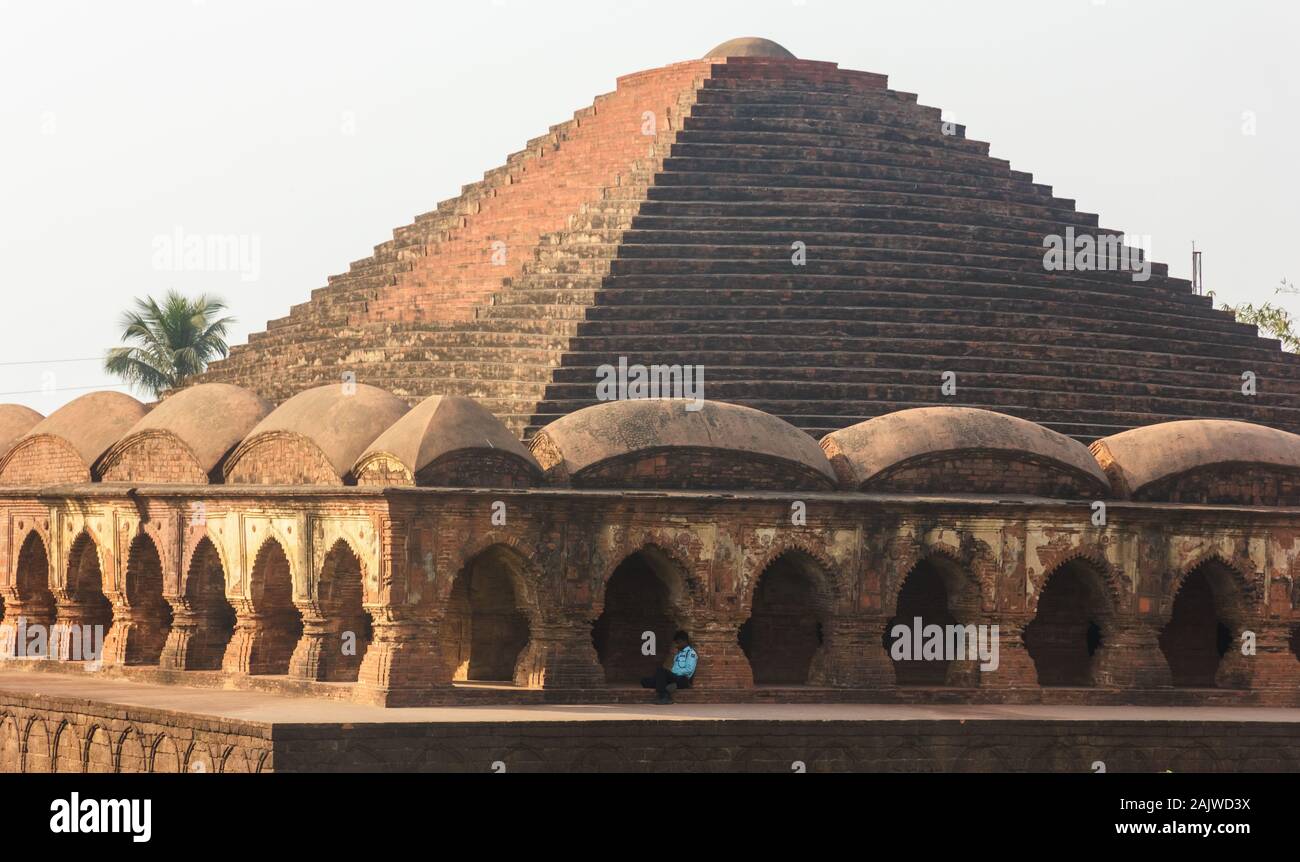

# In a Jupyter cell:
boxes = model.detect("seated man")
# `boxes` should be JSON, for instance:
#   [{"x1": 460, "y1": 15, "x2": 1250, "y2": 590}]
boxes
[{"x1": 641, "y1": 630, "x2": 697, "y2": 704}]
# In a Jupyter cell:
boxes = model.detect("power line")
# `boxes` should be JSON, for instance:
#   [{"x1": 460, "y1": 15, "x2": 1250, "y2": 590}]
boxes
[
  {"x1": 0, "y1": 382, "x2": 130, "y2": 397},
  {"x1": 0, "y1": 357, "x2": 102, "y2": 367}
]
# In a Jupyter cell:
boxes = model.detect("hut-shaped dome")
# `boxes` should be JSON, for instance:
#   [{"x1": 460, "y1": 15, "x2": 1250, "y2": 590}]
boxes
[
  {"x1": 224, "y1": 383, "x2": 409, "y2": 485},
  {"x1": 821, "y1": 406, "x2": 1110, "y2": 497},
  {"x1": 355, "y1": 394, "x2": 540, "y2": 487},
  {"x1": 0, "y1": 391, "x2": 148, "y2": 485},
  {"x1": 1091, "y1": 419, "x2": 1300, "y2": 504},
  {"x1": 528, "y1": 398, "x2": 836, "y2": 490},
  {"x1": 0, "y1": 405, "x2": 44, "y2": 460},
  {"x1": 99, "y1": 384, "x2": 272, "y2": 484}
]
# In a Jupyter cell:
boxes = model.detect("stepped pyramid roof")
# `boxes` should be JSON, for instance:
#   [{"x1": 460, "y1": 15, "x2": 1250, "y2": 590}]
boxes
[{"x1": 194, "y1": 40, "x2": 1300, "y2": 444}]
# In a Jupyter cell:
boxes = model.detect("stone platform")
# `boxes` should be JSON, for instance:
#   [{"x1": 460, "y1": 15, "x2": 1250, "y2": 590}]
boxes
[{"x1": 2, "y1": 671, "x2": 1297, "y2": 773}]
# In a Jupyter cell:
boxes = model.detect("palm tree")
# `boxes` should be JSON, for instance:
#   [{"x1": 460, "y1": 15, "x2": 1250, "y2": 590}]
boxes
[{"x1": 104, "y1": 291, "x2": 235, "y2": 398}]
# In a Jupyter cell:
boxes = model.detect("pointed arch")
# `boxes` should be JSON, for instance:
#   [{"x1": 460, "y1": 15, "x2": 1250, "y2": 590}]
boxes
[
  {"x1": 441, "y1": 543, "x2": 539, "y2": 685},
  {"x1": 1024, "y1": 557, "x2": 1118, "y2": 687},
  {"x1": 221, "y1": 537, "x2": 302, "y2": 675},
  {"x1": 591, "y1": 544, "x2": 698, "y2": 684},
  {"x1": 739, "y1": 549, "x2": 835, "y2": 685}
]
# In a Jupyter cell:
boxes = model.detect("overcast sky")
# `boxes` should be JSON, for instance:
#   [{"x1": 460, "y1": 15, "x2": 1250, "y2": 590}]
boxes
[{"x1": 2, "y1": 0, "x2": 1296, "y2": 415}]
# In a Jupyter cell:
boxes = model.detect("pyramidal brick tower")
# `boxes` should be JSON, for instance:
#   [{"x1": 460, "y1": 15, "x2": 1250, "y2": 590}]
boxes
[{"x1": 196, "y1": 37, "x2": 1300, "y2": 442}]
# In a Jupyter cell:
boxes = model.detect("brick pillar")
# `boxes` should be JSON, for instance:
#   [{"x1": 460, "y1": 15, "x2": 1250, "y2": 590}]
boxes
[
  {"x1": 355, "y1": 606, "x2": 443, "y2": 706},
  {"x1": 101, "y1": 601, "x2": 169, "y2": 667},
  {"x1": 686, "y1": 612, "x2": 753, "y2": 690},
  {"x1": 1249, "y1": 623, "x2": 1300, "y2": 689},
  {"x1": 288, "y1": 603, "x2": 335, "y2": 681},
  {"x1": 979, "y1": 614, "x2": 1037, "y2": 689},
  {"x1": 221, "y1": 600, "x2": 297, "y2": 675},
  {"x1": 50, "y1": 595, "x2": 109, "y2": 664},
  {"x1": 813, "y1": 614, "x2": 895, "y2": 688},
  {"x1": 1094, "y1": 617, "x2": 1172, "y2": 689},
  {"x1": 158, "y1": 599, "x2": 229, "y2": 671},
  {"x1": 1214, "y1": 623, "x2": 1253, "y2": 690},
  {"x1": 516, "y1": 611, "x2": 604, "y2": 689},
  {"x1": 0, "y1": 601, "x2": 54, "y2": 659}
]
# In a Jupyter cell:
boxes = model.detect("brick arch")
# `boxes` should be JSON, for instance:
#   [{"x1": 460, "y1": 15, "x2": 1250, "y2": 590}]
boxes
[
  {"x1": 115, "y1": 726, "x2": 148, "y2": 773},
  {"x1": 238, "y1": 523, "x2": 301, "y2": 599},
  {"x1": 440, "y1": 540, "x2": 547, "y2": 686},
  {"x1": 184, "y1": 741, "x2": 217, "y2": 774},
  {"x1": 5, "y1": 528, "x2": 55, "y2": 632},
  {"x1": 22, "y1": 716, "x2": 52, "y2": 773},
  {"x1": 313, "y1": 537, "x2": 368, "y2": 600},
  {"x1": 739, "y1": 535, "x2": 844, "y2": 613},
  {"x1": 1163, "y1": 551, "x2": 1259, "y2": 622},
  {"x1": 61, "y1": 529, "x2": 108, "y2": 596},
  {"x1": 591, "y1": 540, "x2": 704, "y2": 618},
  {"x1": 0, "y1": 712, "x2": 21, "y2": 773},
  {"x1": 222, "y1": 535, "x2": 302, "y2": 675},
  {"x1": 129, "y1": 520, "x2": 177, "y2": 593},
  {"x1": 84, "y1": 724, "x2": 113, "y2": 773},
  {"x1": 246, "y1": 533, "x2": 297, "y2": 597},
  {"x1": 52, "y1": 720, "x2": 81, "y2": 773},
  {"x1": 151, "y1": 733, "x2": 181, "y2": 773},
  {"x1": 738, "y1": 545, "x2": 841, "y2": 686},
  {"x1": 180, "y1": 530, "x2": 233, "y2": 597},
  {"x1": 122, "y1": 529, "x2": 166, "y2": 606},
  {"x1": 1027, "y1": 549, "x2": 1129, "y2": 618},
  {"x1": 445, "y1": 536, "x2": 546, "y2": 618},
  {"x1": 310, "y1": 521, "x2": 381, "y2": 603},
  {"x1": 883, "y1": 545, "x2": 987, "y2": 617}
]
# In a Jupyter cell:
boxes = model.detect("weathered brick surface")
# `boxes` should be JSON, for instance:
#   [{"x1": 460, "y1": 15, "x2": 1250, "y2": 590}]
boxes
[
  {"x1": 224, "y1": 436, "x2": 342, "y2": 485},
  {"x1": 0, "y1": 439, "x2": 90, "y2": 485},
  {"x1": 0, "y1": 688, "x2": 272, "y2": 773},
  {"x1": 100, "y1": 435, "x2": 209, "y2": 484},
  {"x1": 189, "y1": 53, "x2": 1300, "y2": 443},
  {"x1": 1, "y1": 482, "x2": 1297, "y2": 708},
  {"x1": 862, "y1": 453, "x2": 1102, "y2": 498},
  {"x1": 5, "y1": 682, "x2": 1299, "y2": 773}
]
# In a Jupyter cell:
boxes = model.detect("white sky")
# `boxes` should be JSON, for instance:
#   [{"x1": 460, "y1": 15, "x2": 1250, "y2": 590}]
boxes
[{"x1": 2, "y1": 0, "x2": 1296, "y2": 415}]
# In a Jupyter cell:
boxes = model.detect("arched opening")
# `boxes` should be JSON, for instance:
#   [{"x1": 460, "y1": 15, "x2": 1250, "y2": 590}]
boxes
[
  {"x1": 169, "y1": 538, "x2": 236, "y2": 670},
  {"x1": 738, "y1": 552, "x2": 829, "y2": 685},
  {"x1": 2, "y1": 531, "x2": 55, "y2": 657},
  {"x1": 238, "y1": 539, "x2": 302, "y2": 675},
  {"x1": 1159, "y1": 561, "x2": 1240, "y2": 688},
  {"x1": 56, "y1": 533, "x2": 113, "y2": 662},
  {"x1": 1024, "y1": 560, "x2": 1112, "y2": 686},
  {"x1": 442, "y1": 547, "x2": 532, "y2": 683},
  {"x1": 310, "y1": 540, "x2": 372, "y2": 681},
  {"x1": 120, "y1": 533, "x2": 174, "y2": 665},
  {"x1": 592, "y1": 549, "x2": 687, "y2": 684},
  {"x1": 884, "y1": 557, "x2": 978, "y2": 687}
]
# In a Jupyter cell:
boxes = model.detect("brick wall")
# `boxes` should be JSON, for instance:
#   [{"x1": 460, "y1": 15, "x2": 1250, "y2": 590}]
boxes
[
  {"x1": 100, "y1": 435, "x2": 210, "y2": 484},
  {"x1": 1138, "y1": 465, "x2": 1300, "y2": 506},
  {"x1": 225, "y1": 436, "x2": 343, "y2": 485},
  {"x1": 864, "y1": 453, "x2": 1104, "y2": 498},
  {"x1": 0, "y1": 439, "x2": 90, "y2": 485},
  {"x1": 573, "y1": 448, "x2": 836, "y2": 491}
]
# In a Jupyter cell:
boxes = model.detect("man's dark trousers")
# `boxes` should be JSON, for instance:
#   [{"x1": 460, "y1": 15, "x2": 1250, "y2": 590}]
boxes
[{"x1": 641, "y1": 667, "x2": 692, "y2": 697}]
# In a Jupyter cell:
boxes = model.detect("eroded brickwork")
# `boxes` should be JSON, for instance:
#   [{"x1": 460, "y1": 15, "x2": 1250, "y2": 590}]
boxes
[{"x1": 1, "y1": 483, "x2": 1297, "y2": 708}]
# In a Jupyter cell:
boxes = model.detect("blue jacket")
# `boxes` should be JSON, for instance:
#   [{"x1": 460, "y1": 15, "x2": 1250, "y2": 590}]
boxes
[{"x1": 672, "y1": 645, "x2": 698, "y2": 678}]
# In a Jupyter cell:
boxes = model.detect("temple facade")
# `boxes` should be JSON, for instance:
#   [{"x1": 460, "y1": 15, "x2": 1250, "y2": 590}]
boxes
[
  {"x1": 2, "y1": 38, "x2": 1299, "y2": 715},
  {"x1": 0, "y1": 385, "x2": 1297, "y2": 707}
]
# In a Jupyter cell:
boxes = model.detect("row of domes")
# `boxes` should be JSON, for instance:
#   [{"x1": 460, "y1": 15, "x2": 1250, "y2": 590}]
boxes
[{"x1": 1, "y1": 384, "x2": 1299, "y2": 502}]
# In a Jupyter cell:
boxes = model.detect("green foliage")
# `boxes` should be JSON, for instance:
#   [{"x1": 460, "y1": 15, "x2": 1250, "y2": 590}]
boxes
[
  {"x1": 1216, "y1": 279, "x2": 1300, "y2": 353},
  {"x1": 104, "y1": 291, "x2": 235, "y2": 398}
]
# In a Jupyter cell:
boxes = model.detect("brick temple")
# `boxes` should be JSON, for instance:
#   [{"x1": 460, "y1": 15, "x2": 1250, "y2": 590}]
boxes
[{"x1": 2, "y1": 38, "x2": 1299, "y2": 772}]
